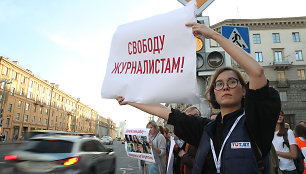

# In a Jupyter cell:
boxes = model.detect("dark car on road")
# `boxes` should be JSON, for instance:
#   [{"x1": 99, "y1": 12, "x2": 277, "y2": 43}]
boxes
[{"x1": 4, "y1": 135, "x2": 116, "y2": 174}]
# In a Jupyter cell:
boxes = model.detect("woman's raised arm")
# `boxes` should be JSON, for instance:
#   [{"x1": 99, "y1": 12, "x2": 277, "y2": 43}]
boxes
[{"x1": 186, "y1": 22, "x2": 267, "y2": 90}]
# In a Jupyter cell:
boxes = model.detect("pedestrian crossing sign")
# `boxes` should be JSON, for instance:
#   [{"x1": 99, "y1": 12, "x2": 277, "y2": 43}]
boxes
[{"x1": 221, "y1": 26, "x2": 250, "y2": 53}]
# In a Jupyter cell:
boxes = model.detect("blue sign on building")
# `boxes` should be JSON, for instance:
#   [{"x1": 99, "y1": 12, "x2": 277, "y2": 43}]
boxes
[{"x1": 222, "y1": 26, "x2": 250, "y2": 53}]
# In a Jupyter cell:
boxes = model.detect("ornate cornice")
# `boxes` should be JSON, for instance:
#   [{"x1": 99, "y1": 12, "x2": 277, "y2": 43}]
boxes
[{"x1": 211, "y1": 16, "x2": 306, "y2": 30}]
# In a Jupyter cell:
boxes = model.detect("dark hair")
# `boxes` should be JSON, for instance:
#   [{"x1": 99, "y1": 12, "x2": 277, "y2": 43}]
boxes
[
  {"x1": 204, "y1": 67, "x2": 247, "y2": 109},
  {"x1": 159, "y1": 126, "x2": 165, "y2": 135},
  {"x1": 295, "y1": 124, "x2": 306, "y2": 138},
  {"x1": 164, "y1": 127, "x2": 169, "y2": 135},
  {"x1": 277, "y1": 110, "x2": 286, "y2": 136}
]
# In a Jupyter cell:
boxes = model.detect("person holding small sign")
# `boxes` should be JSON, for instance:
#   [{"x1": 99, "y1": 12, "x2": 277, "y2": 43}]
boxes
[{"x1": 116, "y1": 22, "x2": 281, "y2": 174}]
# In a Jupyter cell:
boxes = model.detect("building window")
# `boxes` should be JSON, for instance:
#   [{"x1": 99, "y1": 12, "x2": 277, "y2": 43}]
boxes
[
  {"x1": 292, "y1": 32, "x2": 300, "y2": 42},
  {"x1": 18, "y1": 101, "x2": 22, "y2": 108},
  {"x1": 21, "y1": 76, "x2": 25, "y2": 83},
  {"x1": 27, "y1": 91, "x2": 32, "y2": 99},
  {"x1": 255, "y1": 52, "x2": 263, "y2": 62},
  {"x1": 40, "y1": 108, "x2": 42, "y2": 114},
  {"x1": 279, "y1": 91, "x2": 287, "y2": 102},
  {"x1": 11, "y1": 87, "x2": 15, "y2": 96},
  {"x1": 277, "y1": 71, "x2": 285, "y2": 82},
  {"x1": 25, "y1": 103, "x2": 29, "y2": 111},
  {"x1": 44, "y1": 119, "x2": 47, "y2": 125},
  {"x1": 20, "y1": 88, "x2": 23, "y2": 96},
  {"x1": 24, "y1": 115, "x2": 28, "y2": 122},
  {"x1": 32, "y1": 116, "x2": 35, "y2": 123},
  {"x1": 275, "y1": 51, "x2": 283, "y2": 62},
  {"x1": 295, "y1": 50, "x2": 303, "y2": 61},
  {"x1": 298, "y1": 69, "x2": 305, "y2": 80},
  {"x1": 56, "y1": 116, "x2": 58, "y2": 122},
  {"x1": 39, "y1": 118, "x2": 41, "y2": 124},
  {"x1": 253, "y1": 34, "x2": 261, "y2": 44},
  {"x1": 13, "y1": 72, "x2": 17, "y2": 80},
  {"x1": 16, "y1": 113, "x2": 20, "y2": 121},
  {"x1": 51, "y1": 120, "x2": 53, "y2": 126},
  {"x1": 8, "y1": 104, "x2": 12, "y2": 112},
  {"x1": 301, "y1": 91, "x2": 306, "y2": 102},
  {"x1": 3, "y1": 67, "x2": 8, "y2": 75},
  {"x1": 272, "y1": 33, "x2": 280, "y2": 43},
  {"x1": 46, "y1": 109, "x2": 49, "y2": 115},
  {"x1": 34, "y1": 105, "x2": 36, "y2": 112},
  {"x1": 6, "y1": 118, "x2": 10, "y2": 126},
  {"x1": 63, "y1": 114, "x2": 65, "y2": 120}
]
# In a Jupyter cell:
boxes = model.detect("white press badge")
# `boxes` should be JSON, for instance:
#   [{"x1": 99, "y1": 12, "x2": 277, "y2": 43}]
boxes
[{"x1": 231, "y1": 142, "x2": 251, "y2": 149}]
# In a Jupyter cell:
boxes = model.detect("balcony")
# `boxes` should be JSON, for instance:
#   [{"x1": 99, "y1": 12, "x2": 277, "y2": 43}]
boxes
[
  {"x1": 277, "y1": 80, "x2": 290, "y2": 88},
  {"x1": 34, "y1": 100, "x2": 40, "y2": 105},
  {"x1": 272, "y1": 61, "x2": 292, "y2": 70}
]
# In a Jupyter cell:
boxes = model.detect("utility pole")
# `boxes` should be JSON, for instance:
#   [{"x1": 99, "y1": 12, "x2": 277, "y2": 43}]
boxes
[{"x1": 0, "y1": 79, "x2": 12, "y2": 127}]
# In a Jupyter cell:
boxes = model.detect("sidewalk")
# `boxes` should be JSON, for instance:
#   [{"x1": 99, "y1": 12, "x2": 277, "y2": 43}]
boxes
[{"x1": 0, "y1": 140, "x2": 25, "y2": 145}]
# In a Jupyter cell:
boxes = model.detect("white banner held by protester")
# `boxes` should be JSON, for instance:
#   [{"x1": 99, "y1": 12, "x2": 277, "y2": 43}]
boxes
[
  {"x1": 101, "y1": 0, "x2": 200, "y2": 104},
  {"x1": 124, "y1": 128, "x2": 155, "y2": 163},
  {"x1": 166, "y1": 136, "x2": 176, "y2": 174}
]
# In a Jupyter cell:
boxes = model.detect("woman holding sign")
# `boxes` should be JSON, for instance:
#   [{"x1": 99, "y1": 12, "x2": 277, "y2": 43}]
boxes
[{"x1": 116, "y1": 22, "x2": 281, "y2": 174}]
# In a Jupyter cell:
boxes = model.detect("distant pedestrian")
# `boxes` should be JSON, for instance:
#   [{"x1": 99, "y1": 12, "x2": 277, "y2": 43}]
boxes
[
  {"x1": 14, "y1": 134, "x2": 18, "y2": 141},
  {"x1": 273, "y1": 110, "x2": 298, "y2": 174},
  {"x1": 294, "y1": 124, "x2": 306, "y2": 174},
  {"x1": 145, "y1": 121, "x2": 166, "y2": 174}
]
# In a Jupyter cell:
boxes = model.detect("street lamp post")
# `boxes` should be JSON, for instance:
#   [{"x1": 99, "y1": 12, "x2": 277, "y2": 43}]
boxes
[{"x1": 0, "y1": 79, "x2": 12, "y2": 127}]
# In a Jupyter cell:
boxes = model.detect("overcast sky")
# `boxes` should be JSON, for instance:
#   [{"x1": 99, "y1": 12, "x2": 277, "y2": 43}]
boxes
[{"x1": 0, "y1": 0, "x2": 305, "y2": 128}]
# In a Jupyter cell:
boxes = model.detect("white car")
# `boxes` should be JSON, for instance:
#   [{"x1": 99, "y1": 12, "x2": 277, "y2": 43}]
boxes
[
  {"x1": 4, "y1": 135, "x2": 116, "y2": 174},
  {"x1": 101, "y1": 136, "x2": 113, "y2": 145}
]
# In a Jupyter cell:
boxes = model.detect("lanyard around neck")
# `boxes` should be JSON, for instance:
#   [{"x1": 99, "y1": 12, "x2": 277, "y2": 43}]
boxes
[
  {"x1": 152, "y1": 133, "x2": 158, "y2": 142},
  {"x1": 210, "y1": 112, "x2": 245, "y2": 173}
]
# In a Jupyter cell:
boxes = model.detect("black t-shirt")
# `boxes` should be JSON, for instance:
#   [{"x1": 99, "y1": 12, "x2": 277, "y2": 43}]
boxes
[{"x1": 167, "y1": 81, "x2": 281, "y2": 174}]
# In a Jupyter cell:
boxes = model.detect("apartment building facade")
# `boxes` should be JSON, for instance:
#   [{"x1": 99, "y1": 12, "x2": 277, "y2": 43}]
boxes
[
  {"x1": 210, "y1": 16, "x2": 306, "y2": 127},
  {"x1": 0, "y1": 56, "x2": 116, "y2": 140}
]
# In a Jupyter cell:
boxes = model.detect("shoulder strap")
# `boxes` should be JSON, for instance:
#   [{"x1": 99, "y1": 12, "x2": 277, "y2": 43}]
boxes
[{"x1": 283, "y1": 129, "x2": 290, "y2": 148}]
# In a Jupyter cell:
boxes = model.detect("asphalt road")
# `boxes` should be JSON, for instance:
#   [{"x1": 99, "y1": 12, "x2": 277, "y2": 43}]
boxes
[{"x1": 111, "y1": 140, "x2": 141, "y2": 174}]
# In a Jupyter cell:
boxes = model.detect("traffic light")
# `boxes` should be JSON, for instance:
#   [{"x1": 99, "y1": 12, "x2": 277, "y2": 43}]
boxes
[
  {"x1": 196, "y1": 16, "x2": 225, "y2": 72},
  {"x1": 196, "y1": 17, "x2": 206, "y2": 71}
]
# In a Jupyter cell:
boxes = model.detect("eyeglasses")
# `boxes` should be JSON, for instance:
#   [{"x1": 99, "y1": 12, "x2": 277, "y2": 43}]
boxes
[{"x1": 214, "y1": 78, "x2": 239, "y2": 91}]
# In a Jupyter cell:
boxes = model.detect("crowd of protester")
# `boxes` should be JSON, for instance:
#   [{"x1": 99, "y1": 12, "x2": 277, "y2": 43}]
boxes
[{"x1": 137, "y1": 111, "x2": 306, "y2": 174}]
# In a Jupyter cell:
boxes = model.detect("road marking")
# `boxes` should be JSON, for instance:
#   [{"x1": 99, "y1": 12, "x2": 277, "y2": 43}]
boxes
[{"x1": 120, "y1": 168, "x2": 134, "y2": 174}]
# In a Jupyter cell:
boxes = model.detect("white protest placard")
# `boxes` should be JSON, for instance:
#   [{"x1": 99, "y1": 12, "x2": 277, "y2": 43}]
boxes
[
  {"x1": 166, "y1": 136, "x2": 176, "y2": 174},
  {"x1": 124, "y1": 128, "x2": 155, "y2": 163},
  {"x1": 101, "y1": 0, "x2": 200, "y2": 104}
]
